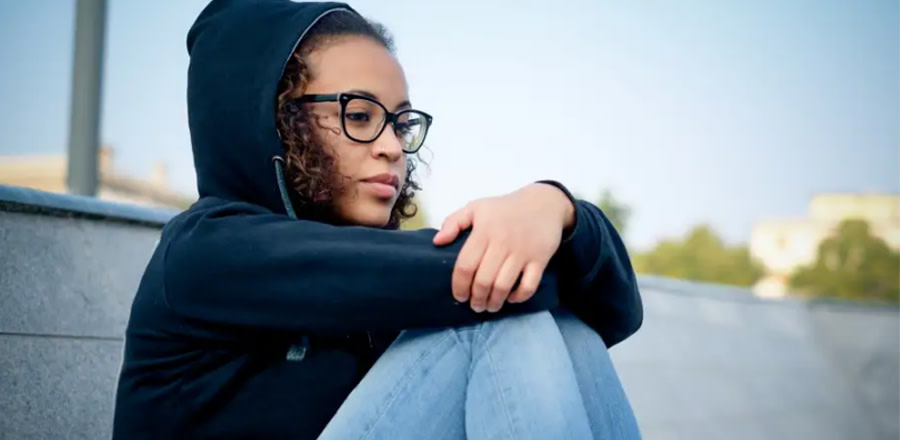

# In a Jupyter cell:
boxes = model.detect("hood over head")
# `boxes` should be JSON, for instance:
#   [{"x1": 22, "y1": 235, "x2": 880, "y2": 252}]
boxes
[{"x1": 186, "y1": 0, "x2": 356, "y2": 214}]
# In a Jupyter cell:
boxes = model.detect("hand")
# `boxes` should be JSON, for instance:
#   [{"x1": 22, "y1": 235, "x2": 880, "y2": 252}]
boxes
[{"x1": 433, "y1": 183, "x2": 576, "y2": 313}]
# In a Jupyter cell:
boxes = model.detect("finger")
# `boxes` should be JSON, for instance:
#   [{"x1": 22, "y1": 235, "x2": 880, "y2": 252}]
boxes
[
  {"x1": 486, "y1": 255, "x2": 523, "y2": 313},
  {"x1": 451, "y1": 233, "x2": 487, "y2": 303},
  {"x1": 508, "y1": 261, "x2": 546, "y2": 303},
  {"x1": 433, "y1": 218, "x2": 461, "y2": 246},
  {"x1": 433, "y1": 206, "x2": 474, "y2": 246},
  {"x1": 470, "y1": 244, "x2": 508, "y2": 313}
]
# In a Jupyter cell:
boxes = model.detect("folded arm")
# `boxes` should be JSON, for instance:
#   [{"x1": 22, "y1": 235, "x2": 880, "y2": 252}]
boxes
[{"x1": 162, "y1": 199, "x2": 560, "y2": 340}]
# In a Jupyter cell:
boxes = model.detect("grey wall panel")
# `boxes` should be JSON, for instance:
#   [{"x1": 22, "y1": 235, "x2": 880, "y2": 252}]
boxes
[
  {"x1": 0, "y1": 336, "x2": 122, "y2": 440},
  {"x1": 0, "y1": 210, "x2": 160, "y2": 338}
]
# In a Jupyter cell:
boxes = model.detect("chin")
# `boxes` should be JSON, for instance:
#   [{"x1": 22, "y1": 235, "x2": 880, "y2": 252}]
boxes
[
  {"x1": 335, "y1": 193, "x2": 397, "y2": 228},
  {"x1": 345, "y1": 205, "x2": 393, "y2": 228},
  {"x1": 354, "y1": 214, "x2": 392, "y2": 228}
]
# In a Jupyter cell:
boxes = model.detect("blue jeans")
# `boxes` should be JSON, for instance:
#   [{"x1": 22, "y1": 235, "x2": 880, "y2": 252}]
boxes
[{"x1": 318, "y1": 310, "x2": 641, "y2": 439}]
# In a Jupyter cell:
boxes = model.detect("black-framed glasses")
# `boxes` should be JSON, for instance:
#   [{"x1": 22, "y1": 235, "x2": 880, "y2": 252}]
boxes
[{"x1": 294, "y1": 92, "x2": 433, "y2": 154}]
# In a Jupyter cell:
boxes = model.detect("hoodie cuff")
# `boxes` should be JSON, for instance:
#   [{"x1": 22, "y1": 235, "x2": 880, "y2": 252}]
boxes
[{"x1": 534, "y1": 180, "x2": 578, "y2": 243}]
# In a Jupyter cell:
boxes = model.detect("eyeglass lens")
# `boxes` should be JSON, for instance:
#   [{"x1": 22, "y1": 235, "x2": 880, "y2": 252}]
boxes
[{"x1": 343, "y1": 97, "x2": 427, "y2": 152}]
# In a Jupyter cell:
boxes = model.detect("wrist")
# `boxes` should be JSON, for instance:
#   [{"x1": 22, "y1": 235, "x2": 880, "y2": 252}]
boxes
[
  {"x1": 558, "y1": 191, "x2": 576, "y2": 229},
  {"x1": 531, "y1": 180, "x2": 576, "y2": 230}
]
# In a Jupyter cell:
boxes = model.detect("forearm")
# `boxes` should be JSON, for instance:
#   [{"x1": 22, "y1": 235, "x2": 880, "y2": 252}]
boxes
[{"x1": 163, "y1": 204, "x2": 561, "y2": 339}]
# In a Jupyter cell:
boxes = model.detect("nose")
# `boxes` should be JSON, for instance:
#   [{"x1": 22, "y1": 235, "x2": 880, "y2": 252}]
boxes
[{"x1": 371, "y1": 125, "x2": 404, "y2": 161}]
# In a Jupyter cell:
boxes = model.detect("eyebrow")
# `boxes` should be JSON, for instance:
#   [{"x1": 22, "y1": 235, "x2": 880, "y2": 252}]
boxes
[{"x1": 349, "y1": 89, "x2": 411, "y2": 111}]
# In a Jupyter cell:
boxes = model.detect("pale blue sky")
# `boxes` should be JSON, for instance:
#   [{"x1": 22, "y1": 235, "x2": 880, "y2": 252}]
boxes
[{"x1": 1, "y1": 0, "x2": 897, "y2": 249}]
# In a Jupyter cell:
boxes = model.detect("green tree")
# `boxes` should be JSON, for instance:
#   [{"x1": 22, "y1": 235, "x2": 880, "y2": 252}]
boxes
[
  {"x1": 596, "y1": 189, "x2": 631, "y2": 236},
  {"x1": 789, "y1": 219, "x2": 900, "y2": 303},
  {"x1": 634, "y1": 224, "x2": 764, "y2": 287}
]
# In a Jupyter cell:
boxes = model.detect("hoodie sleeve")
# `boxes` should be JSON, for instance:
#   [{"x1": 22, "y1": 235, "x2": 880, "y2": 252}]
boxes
[
  {"x1": 162, "y1": 200, "x2": 559, "y2": 340},
  {"x1": 552, "y1": 200, "x2": 643, "y2": 348}
]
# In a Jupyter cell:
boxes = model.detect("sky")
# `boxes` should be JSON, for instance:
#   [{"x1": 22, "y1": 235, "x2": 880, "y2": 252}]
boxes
[{"x1": 0, "y1": 0, "x2": 897, "y2": 249}]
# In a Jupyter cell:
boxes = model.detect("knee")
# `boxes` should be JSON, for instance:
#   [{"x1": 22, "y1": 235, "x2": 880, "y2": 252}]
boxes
[
  {"x1": 553, "y1": 309, "x2": 604, "y2": 341},
  {"x1": 480, "y1": 310, "x2": 555, "y2": 331},
  {"x1": 398, "y1": 311, "x2": 556, "y2": 345},
  {"x1": 400, "y1": 311, "x2": 562, "y2": 352},
  {"x1": 470, "y1": 310, "x2": 561, "y2": 347},
  {"x1": 552, "y1": 308, "x2": 612, "y2": 360}
]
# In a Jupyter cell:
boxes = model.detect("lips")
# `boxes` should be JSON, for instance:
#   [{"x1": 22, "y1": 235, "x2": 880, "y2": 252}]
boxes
[
  {"x1": 361, "y1": 173, "x2": 400, "y2": 190},
  {"x1": 359, "y1": 173, "x2": 400, "y2": 199}
]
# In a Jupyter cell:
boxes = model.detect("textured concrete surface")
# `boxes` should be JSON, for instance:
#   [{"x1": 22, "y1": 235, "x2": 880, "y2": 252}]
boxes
[
  {"x1": 611, "y1": 278, "x2": 897, "y2": 440},
  {"x1": 2, "y1": 189, "x2": 898, "y2": 439},
  {"x1": 0, "y1": 211, "x2": 159, "y2": 338},
  {"x1": 1, "y1": 208, "x2": 162, "y2": 439},
  {"x1": 0, "y1": 336, "x2": 123, "y2": 440},
  {"x1": 807, "y1": 303, "x2": 900, "y2": 439}
]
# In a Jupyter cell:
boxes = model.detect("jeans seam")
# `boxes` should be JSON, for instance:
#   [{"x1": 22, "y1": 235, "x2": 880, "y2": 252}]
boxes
[
  {"x1": 561, "y1": 328, "x2": 602, "y2": 437},
  {"x1": 457, "y1": 327, "x2": 476, "y2": 380},
  {"x1": 358, "y1": 331, "x2": 455, "y2": 440},
  {"x1": 480, "y1": 327, "x2": 520, "y2": 440}
]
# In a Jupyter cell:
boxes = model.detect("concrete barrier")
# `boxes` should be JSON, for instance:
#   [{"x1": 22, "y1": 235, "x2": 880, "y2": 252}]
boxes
[
  {"x1": 1, "y1": 186, "x2": 169, "y2": 439},
  {"x1": 613, "y1": 277, "x2": 898, "y2": 440},
  {"x1": 1, "y1": 185, "x2": 897, "y2": 439}
]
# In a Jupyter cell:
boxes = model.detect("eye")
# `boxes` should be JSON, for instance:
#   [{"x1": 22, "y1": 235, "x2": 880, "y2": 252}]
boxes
[
  {"x1": 395, "y1": 122, "x2": 413, "y2": 135},
  {"x1": 345, "y1": 111, "x2": 371, "y2": 123}
]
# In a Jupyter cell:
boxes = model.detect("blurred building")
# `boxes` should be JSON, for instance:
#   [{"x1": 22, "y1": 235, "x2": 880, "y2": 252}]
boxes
[
  {"x1": 750, "y1": 193, "x2": 900, "y2": 298},
  {"x1": 0, "y1": 148, "x2": 194, "y2": 210}
]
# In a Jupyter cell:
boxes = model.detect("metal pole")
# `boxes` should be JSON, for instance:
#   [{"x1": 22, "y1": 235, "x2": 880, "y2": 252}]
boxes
[{"x1": 66, "y1": 0, "x2": 107, "y2": 197}]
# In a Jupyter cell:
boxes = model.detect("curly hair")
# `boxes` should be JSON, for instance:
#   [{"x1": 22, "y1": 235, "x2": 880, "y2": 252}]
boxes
[{"x1": 275, "y1": 11, "x2": 420, "y2": 228}]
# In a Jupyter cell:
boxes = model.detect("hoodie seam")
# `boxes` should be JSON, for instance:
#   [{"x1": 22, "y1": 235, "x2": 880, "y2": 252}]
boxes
[
  {"x1": 159, "y1": 217, "x2": 184, "y2": 313},
  {"x1": 565, "y1": 203, "x2": 607, "y2": 292},
  {"x1": 151, "y1": 216, "x2": 192, "y2": 435},
  {"x1": 279, "y1": 7, "x2": 354, "y2": 82},
  {"x1": 274, "y1": 6, "x2": 354, "y2": 136}
]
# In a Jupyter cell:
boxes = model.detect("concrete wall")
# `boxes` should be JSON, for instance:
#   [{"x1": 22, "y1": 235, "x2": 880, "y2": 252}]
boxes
[
  {"x1": 807, "y1": 302, "x2": 900, "y2": 439},
  {"x1": 1, "y1": 187, "x2": 167, "y2": 439},
  {"x1": 1, "y1": 185, "x2": 898, "y2": 439},
  {"x1": 612, "y1": 277, "x2": 898, "y2": 440}
]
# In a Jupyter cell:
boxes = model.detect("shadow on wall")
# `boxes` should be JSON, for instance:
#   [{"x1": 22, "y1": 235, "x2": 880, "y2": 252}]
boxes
[{"x1": 1, "y1": 185, "x2": 897, "y2": 440}]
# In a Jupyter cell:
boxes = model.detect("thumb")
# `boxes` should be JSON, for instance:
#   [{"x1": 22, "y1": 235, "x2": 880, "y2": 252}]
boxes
[{"x1": 433, "y1": 206, "x2": 474, "y2": 246}]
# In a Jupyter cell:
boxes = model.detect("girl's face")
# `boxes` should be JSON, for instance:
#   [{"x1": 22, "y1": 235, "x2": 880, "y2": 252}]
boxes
[{"x1": 296, "y1": 36, "x2": 411, "y2": 227}]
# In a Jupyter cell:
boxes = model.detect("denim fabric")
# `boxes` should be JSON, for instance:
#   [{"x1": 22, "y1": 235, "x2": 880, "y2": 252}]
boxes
[
  {"x1": 318, "y1": 310, "x2": 641, "y2": 440},
  {"x1": 552, "y1": 309, "x2": 642, "y2": 439}
]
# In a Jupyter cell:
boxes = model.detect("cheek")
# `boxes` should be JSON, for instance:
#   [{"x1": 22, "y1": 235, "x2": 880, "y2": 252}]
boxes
[{"x1": 327, "y1": 138, "x2": 367, "y2": 180}]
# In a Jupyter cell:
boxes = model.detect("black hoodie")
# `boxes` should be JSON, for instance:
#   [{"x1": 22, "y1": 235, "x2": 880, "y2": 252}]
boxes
[{"x1": 112, "y1": 0, "x2": 642, "y2": 438}]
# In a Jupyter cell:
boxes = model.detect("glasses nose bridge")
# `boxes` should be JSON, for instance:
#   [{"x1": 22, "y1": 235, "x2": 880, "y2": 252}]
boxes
[
  {"x1": 373, "y1": 114, "x2": 404, "y2": 156},
  {"x1": 383, "y1": 111, "x2": 400, "y2": 130},
  {"x1": 379, "y1": 111, "x2": 406, "y2": 144}
]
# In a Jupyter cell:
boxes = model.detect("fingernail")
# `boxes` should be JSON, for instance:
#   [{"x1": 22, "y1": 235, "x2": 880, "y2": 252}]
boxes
[{"x1": 472, "y1": 305, "x2": 484, "y2": 313}]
